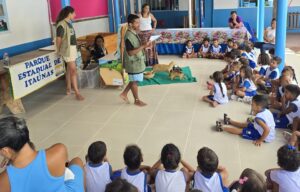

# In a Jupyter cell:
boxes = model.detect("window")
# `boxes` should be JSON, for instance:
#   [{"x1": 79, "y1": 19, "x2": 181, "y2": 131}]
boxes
[
  {"x1": 239, "y1": 0, "x2": 273, "y2": 7},
  {"x1": 142, "y1": 0, "x2": 179, "y2": 11},
  {"x1": 0, "y1": 0, "x2": 8, "y2": 32}
]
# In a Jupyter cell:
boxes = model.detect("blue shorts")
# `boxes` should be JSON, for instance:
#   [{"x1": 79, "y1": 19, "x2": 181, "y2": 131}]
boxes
[
  {"x1": 249, "y1": 60, "x2": 256, "y2": 69},
  {"x1": 265, "y1": 81, "x2": 272, "y2": 88},
  {"x1": 242, "y1": 123, "x2": 261, "y2": 140},
  {"x1": 245, "y1": 91, "x2": 257, "y2": 97},
  {"x1": 65, "y1": 165, "x2": 84, "y2": 192},
  {"x1": 129, "y1": 73, "x2": 144, "y2": 82},
  {"x1": 207, "y1": 95, "x2": 220, "y2": 104},
  {"x1": 273, "y1": 113, "x2": 290, "y2": 128}
]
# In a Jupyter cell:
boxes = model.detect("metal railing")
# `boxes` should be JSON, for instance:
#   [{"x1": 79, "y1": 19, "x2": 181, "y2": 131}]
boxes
[{"x1": 288, "y1": 12, "x2": 300, "y2": 29}]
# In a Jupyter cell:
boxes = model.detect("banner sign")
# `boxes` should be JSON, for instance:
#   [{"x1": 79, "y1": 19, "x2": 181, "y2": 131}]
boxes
[{"x1": 9, "y1": 52, "x2": 65, "y2": 99}]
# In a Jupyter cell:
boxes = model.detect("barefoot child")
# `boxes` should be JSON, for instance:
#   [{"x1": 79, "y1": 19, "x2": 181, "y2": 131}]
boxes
[
  {"x1": 203, "y1": 71, "x2": 229, "y2": 107},
  {"x1": 120, "y1": 14, "x2": 151, "y2": 107},
  {"x1": 219, "y1": 95, "x2": 276, "y2": 146}
]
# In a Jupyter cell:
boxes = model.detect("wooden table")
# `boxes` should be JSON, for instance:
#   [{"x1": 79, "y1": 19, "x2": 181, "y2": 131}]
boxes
[{"x1": 0, "y1": 50, "x2": 53, "y2": 114}]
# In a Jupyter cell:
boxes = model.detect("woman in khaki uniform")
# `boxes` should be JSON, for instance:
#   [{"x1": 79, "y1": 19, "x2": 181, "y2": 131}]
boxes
[{"x1": 56, "y1": 6, "x2": 84, "y2": 101}]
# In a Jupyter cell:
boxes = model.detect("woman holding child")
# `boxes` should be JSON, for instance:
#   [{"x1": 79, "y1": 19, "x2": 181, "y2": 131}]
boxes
[{"x1": 138, "y1": 3, "x2": 159, "y2": 66}]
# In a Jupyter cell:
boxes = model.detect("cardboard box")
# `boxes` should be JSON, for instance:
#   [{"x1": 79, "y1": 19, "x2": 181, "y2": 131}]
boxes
[{"x1": 99, "y1": 68, "x2": 123, "y2": 86}]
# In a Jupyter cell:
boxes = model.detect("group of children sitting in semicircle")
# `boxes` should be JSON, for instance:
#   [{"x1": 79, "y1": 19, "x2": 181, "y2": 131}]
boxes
[{"x1": 185, "y1": 38, "x2": 300, "y2": 151}]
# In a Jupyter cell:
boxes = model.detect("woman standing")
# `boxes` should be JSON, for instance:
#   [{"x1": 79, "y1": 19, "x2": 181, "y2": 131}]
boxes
[
  {"x1": 138, "y1": 3, "x2": 159, "y2": 66},
  {"x1": 56, "y1": 6, "x2": 84, "y2": 101}
]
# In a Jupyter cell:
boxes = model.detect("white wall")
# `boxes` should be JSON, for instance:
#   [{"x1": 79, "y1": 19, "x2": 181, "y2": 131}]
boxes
[
  {"x1": 214, "y1": 0, "x2": 239, "y2": 9},
  {"x1": 0, "y1": 0, "x2": 52, "y2": 49},
  {"x1": 290, "y1": 0, "x2": 300, "y2": 6},
  {"x1": 179, "y1": 0, "x2": 188, "y2": 10}
]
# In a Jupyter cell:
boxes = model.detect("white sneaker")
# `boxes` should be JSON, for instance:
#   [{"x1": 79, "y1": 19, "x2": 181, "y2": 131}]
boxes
[
  {"x1": 231, "y1": 95, "x2": 238, "y2": 101},
  {"x1": 282, "y1": 131, "x2": 292, "y2": 142},
  {"x1": 243, "y1": 96, "x2": 252, "y2": 104}
]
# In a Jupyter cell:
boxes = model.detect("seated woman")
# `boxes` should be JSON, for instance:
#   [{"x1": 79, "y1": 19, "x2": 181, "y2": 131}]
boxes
[
  {"x1": 89, "y1": 35, "x2": 108, "y2": 61},
  {"x1": 254, "y1": 18, "x2": 276, "y2": 54},
  {"x1": 228, "y1": 11, "x2": 243, "y2": 29},
  {"x1": 0, "y1": 116, "x2": 85, "y2": 192}
]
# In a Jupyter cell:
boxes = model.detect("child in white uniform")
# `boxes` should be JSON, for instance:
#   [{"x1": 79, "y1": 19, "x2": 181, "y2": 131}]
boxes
[
  {"x1": 198, "y1": 38, "x2": 211, "y2": 58},
  {"x1": 273, "y1": 84, "x2": 300, "y2": 129},
  {"x1": 241, "y1": 45, "x2": 257, "y2": 69},
  {"x1": 120, "y1": 145, "x2": 149, "y2": 192},
  {"x1": 85, "y1": 141, "x2": 112, "y2": 192},
  {"x1": 232, "y1": 66, "x2": 257, "y2": 101},
  {"x1": 210, "y1": 39, "x2": 224, "y2": 59},
  {"x1": 257, "y1": 56, "x2": 281, "y2": 89},
  {"x1": 152, "y1": 143, "x2": 195, "y2": 192},
  {"x1": 203, "y1": 71, "x2": 229, "y2": 107},
  {"x1": 220, "y1": 95, "x2": 276, "y2": 146},
  {"x1": 265, "y1": 145, "x2": 300, "y2": 192},
  {"x1": 193, "y1": 147, "x2": 229, "y2": 192},
  {"x1": 183, "y1": 40, "x2": 197, "y2": 58}
]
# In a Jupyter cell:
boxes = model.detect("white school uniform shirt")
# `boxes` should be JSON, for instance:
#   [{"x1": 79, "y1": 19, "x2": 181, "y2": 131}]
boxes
[
  {"x1": 265, "y1": 67, "x2": 280, "y2": 80},
  {"x1": 213, "y1": 82, "x2": 229, "y2": 104},
  {"x1": 121, "y1": 168, "x2": 147, "y2": 192},
  {"x1": 241, "y1": 52, "x2": 257, "y2": 68},
  {"x1": 84, "y1": 162, "x2": 112, "y2": 192},
  {"x1": 139, "y1": 15, "x2": 152, "y2": 31},
  {"x1": 286, "y1": 99, "x2": 300, "y2": 124},
  {"x1": 254, "y1": 109, "x2": 276, "y2": 142},
  {"x1": 270, "y1": 168, "x2": 300, "y2": 192},
  {"x1": 193, "y1": 171, "x2": 225, "y2": 192},
  {"x1": 242, "y1": 78, "x2": 257, "y2": 93},
  {"x1": 226, "y1": 46, "x2": 232, "y2": 53},
  {"x1": 155, "y1": 170, "x2": 186, "y2": 192},
  {"x1": 265, "y1": 27, "x2": 276, "y2": 44},
  {"x1": 201, "y1": 44, "x2": 210, "y2": 53},
  {"x1": 185, "y1": 46, "x2": 194, "y2": 54},
  {"x1": 211, "y1": 45, "x2": 222, "y2": 54}
]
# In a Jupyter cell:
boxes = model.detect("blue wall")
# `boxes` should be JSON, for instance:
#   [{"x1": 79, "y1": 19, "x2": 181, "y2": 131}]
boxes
[
  {"x1": 0, "y1": 38, "x2": 52, "y2": 59},
  {"x1": 212, "y1": 6, "x2": 300, "y2": 33},
  {"x1": 152, "y1": 10, "x2": 188, "y2": 28}
]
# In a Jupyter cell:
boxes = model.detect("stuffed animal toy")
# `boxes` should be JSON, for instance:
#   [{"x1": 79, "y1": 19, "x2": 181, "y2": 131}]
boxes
[
  {"x1": 169, "y1": 65, "x2": 185, "y2": 80},
  {"x1": 152, "y1": 61, "x2": 175, "y2": 73}
]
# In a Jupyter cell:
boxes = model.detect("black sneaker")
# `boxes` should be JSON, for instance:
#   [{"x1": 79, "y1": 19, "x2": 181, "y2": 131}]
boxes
[
  {"x1": 224, "y1": 113, "x2": 230, "y2": 125},
  {"x1": 216, "y1": 121, "x2": 223, "y2": 132}
]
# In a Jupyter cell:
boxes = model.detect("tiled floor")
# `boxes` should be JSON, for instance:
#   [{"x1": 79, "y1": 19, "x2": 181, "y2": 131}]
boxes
[{"x1": 1, "y1": 51, "x2": 300, "y2": 182}]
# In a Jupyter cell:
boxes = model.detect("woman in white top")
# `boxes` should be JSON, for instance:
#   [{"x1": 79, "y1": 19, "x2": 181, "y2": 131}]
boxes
[
  {"x1": 254, "y1": 18, "x2": 276, "y2": 54},
  {"x1": 138, "y1": 3, "x2": 159, "y2": 66}
]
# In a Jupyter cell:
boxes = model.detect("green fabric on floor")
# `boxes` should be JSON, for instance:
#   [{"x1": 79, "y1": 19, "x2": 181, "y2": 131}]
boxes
[{"x1": 138, "y1": 66, "x2": 197, "y2": 86}]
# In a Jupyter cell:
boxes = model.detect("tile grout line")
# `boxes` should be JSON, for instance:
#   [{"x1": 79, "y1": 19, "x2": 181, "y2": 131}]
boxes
[
  {"x1": 135, "y1": 86, "x2": 170, "y2": 144},
  {"x1": 182, "y1": 89, "x2": 201, "y2": 157},
  {"x1": 38, "y1": 99, "x2": 104, "y2": 144},
  {"x1": 75, "y1": 103, "x2": 125, "y2": 156}
]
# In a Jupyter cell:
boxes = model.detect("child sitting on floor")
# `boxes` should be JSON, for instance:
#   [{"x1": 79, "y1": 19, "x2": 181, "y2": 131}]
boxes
[
  {"x1": 120, "y1": 145, "x2": 150, "y2": 192},
  {"x1": 193, "y1": 147, "x2": 229, "y2": 192},
  {"x1": 273, "y1": 84, "x2": 300, "y2": 129},
  {"x1": 183, "y1": 40, "x2": 197, "y2": 58},
  {"x1": 198, "y1": 38, "x2": 210, "y2": 58},
  {"x1": 265, "y1": 145, "x2": 300, "y2": 192},
  {"x1": 231, "y1": 66, "x2": 257, "y2": 102},
  {"x1": 152, "y1": 143, "x2": 195, "y2": 192},
  {"x1": 219, "y1": 95, "x2": 276, "y2": 146},
  {"x1": 225, "y1": 39, "x2": 234, "y2": 53},
  {"x1": 203, "y1": 71, "x2": 229, "y2": 107},
  {"x1": 229, "y1": 168, "x2": 266, "y2": 192},
  {"x1": 270, "y1": 75, "x2": 291, "y2": 110},
  {"x1": 256, "y1": 56, "x2": 281, "y2": 92},
  {"x1": 233, "y1": 41, "x2": 239, "y2": 50},
  {"x1": 209, "y1": 39, "x2": 223, "y2": 59},
  {"x1": 240, "y1": 45, "x2": 257, "y2": 69},
  {"x1": 224, "y1": 61, "x2": 241, "y2": 90},
  {"x1": 85, "y1": 141, "x2": 112, "y2": 192},
  {"x1": 105, "y1": 178, "x2": 138, "y2": 192}
]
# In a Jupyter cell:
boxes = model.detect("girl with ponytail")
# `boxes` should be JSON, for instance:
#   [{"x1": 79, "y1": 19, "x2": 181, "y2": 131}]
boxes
[{"x1": 203, "y1": 71, "x2": 229, "y2": 107}]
